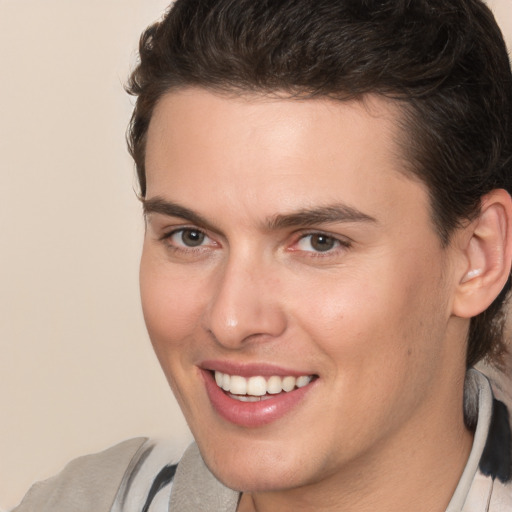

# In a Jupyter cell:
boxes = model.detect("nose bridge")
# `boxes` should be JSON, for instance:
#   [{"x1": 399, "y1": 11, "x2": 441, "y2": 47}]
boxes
[{"x1": 204, "y1": 248, "x2": 286, "y2": 348}]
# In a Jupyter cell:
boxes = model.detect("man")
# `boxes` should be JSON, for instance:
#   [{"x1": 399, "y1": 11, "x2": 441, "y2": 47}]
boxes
[{"x1": 14, "y1": 0, "x2": 512, "y2": 511}]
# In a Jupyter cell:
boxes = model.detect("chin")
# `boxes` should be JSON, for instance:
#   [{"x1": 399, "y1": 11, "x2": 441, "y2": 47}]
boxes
[
  {"x1": 197, "y1": 438, "x2": 311, "y2": 493},
  {"x1": 209, "y1": 464, "x2": 301, "y2": 493}
]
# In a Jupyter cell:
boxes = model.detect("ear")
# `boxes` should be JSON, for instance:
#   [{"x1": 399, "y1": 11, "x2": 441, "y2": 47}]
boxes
[{"x1": 452, "y1": 189, "x2": 512, "y2": 319}]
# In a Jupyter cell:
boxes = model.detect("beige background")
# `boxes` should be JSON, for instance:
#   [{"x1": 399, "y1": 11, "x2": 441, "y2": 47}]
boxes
[{"x1": 0, "y1": 1, "x2": 511, "y2": 510}]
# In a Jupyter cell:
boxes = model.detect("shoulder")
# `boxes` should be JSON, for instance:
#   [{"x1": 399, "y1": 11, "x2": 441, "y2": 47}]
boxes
[
  {"x1": 12, "y1": 438, "x2": 164, "y2": 512},
  {"x1": 463, "y1": 369, "x2": 512, "y2": 511}
]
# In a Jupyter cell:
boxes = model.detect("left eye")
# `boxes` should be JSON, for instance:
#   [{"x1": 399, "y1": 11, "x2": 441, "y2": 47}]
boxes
[
  {"x1": 296, "y1": 233, "x2": 340, "y2": 252},
  {"x1": 169, "y1": 228, "x2": 210, "y2": 248}
]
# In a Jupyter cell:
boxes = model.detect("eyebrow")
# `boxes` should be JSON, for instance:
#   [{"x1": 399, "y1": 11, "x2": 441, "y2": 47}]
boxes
[
  {"x1": 142, "y1": 196, "x2": 377, "y2": 231},
  {"x1": 142, "y1": 197, "x2": 217, "y2": 232},
  {"x1": 267, "y1": 204, "x2": 377, "y2": 230}
]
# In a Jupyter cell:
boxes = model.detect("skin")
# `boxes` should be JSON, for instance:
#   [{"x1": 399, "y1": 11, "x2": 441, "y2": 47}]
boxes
[{"x1": 140, "y1": 88, "x2": 476, "y2": 512}]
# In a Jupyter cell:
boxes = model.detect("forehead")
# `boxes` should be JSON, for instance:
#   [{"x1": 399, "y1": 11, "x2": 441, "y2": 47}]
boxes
[
  {"x1": 144, "y1": 88, "x2": 430, "y2": 231},
  {"x1": 146, "y1": 88, "x2": 402, "y2": 170}
]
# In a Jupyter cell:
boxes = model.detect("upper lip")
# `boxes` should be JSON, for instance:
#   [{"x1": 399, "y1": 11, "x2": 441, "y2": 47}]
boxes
[{"x1": 200, "y1": 359, "x2": 316, "y2": 378}]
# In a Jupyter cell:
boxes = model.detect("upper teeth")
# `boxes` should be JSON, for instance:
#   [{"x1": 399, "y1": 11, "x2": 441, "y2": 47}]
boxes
[{"x1": 214, "y1": 371, "x2": 312, "y2": 396}]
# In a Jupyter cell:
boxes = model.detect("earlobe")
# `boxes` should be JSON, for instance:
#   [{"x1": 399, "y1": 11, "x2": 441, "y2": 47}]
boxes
[{"x1": 452, "y1": 189, "x2": 512, "y2": 319}]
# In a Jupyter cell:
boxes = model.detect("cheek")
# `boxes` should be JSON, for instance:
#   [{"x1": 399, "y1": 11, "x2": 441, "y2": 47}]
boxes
[
  {"x1": 290, "y1": 254, "x2": 447, "y2": 374},
  {"x1": 139, "y1": 249, "x2": 206, "y2": 354}
]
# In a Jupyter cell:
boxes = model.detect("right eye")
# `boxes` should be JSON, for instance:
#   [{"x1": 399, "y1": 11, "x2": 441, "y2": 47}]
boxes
[{"x1": 165, "y1": 228, "x2": 213, "y2": 248}]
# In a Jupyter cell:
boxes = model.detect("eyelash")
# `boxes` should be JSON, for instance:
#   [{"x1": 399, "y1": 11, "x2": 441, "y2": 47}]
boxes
[
  {"x1": 160, "y1": 227, "x2": 216, "y2": 253},
  {"x1": 159, "y1": 227, "x2": 352, "y2": 257},
  {"x1": 290, "y1": 231, "x2": 352, "y2": 256}
]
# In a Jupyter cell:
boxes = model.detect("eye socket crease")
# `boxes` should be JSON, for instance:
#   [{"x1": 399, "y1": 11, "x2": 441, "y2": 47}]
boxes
[
  {"x1": 161, "y1": 227, "x2": 350, "y2": 256},
  {"x1": 162, "y1": 227, "x2": 217, "y2": 249},
  {"x1": 292, "y1": 232, "x2": 351, "y2": 253},
  {"x1": 141, "y1": 196, "x2": 378, "y2": 235}
]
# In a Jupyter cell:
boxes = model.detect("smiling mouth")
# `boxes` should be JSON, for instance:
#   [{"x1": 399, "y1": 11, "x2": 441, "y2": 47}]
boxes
[{"x1": 214, "y1": 371, "x2": 316, "y2": 402}]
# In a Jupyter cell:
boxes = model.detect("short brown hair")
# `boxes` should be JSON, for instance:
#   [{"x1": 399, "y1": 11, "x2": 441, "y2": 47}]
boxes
[{"x1": 127, "y1": 0, "x2": 512, "y2": 367}]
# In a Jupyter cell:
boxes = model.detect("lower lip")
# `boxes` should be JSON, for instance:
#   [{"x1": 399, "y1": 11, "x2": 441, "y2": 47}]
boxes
[{"x1": 202, "y1": 370, "x2": 316, "y2": 428}]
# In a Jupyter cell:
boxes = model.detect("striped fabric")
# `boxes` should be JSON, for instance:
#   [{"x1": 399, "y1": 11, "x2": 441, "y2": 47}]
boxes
[{"x1": 117, "y1": 370, "x2": 512, "y2": 512}]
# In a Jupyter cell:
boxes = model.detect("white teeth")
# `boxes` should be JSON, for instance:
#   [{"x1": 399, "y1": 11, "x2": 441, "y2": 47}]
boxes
[
  {"x1": 213, "y1": 371, "x2": 313, "y2": 397},
  {"x1": 230, "y1": 394, "x2": 261, "y2": 402},
  {"x1": 282, "y1": 376, "x2": 296, "y2": 392},
  {"x1": 266, "y1": 375, "x2": 282, "y2": 394},
  {"x1": 229, "y1": 375, "x2": 247, "y2": 395},
  {"x1": 296, "y1": 375, "x2": 311, "y2": 388},
  {"x1": 221, "y1": 373, "x2": 230, "y2": 391},
  {"x1": 247, "y1": 376, "x2": 267, "y2": 396}
]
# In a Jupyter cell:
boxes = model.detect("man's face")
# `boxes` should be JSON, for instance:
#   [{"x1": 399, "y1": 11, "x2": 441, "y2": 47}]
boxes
[{"x1": 140, "y1": 88, "x2": 466, "y2": 492}]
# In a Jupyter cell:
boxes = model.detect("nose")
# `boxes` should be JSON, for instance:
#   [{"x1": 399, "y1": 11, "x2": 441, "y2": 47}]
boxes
[{"x1": 202, "y1": 255, "x2": 287, "y2": 349}]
